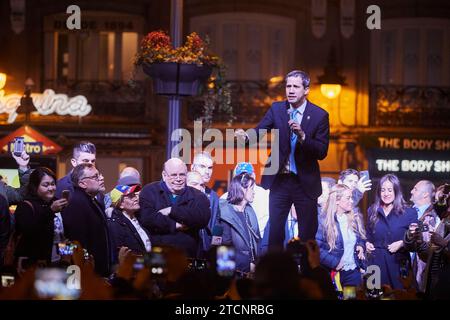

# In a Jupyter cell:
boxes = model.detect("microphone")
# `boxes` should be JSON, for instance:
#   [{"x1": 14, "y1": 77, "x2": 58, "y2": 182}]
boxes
[
  {"x1": 211, "y1": 225, "x2": 223, "y2": 246},
  {"x1": 287, "y1": 108, "x2": 294, "y2": 134}
]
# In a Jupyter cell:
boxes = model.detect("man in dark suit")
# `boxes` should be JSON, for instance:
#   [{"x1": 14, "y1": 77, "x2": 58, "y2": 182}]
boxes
[
  {"x1": 62, "y1": 163, "x2": 111, "y2": 277},
  {"x1": 236, "y1": 70, "x2": 329, "y2": 249}
]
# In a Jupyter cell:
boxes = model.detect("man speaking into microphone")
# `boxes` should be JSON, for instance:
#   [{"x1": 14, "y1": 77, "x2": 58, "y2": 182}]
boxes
[{"x1": 236, "y1": 70, "x2": 329, "y2": 249}]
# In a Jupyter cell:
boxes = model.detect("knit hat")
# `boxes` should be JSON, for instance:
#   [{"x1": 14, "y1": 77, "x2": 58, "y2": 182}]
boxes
[{"x1": 110, "y1": 184, "x2": 142, "y2": 207}]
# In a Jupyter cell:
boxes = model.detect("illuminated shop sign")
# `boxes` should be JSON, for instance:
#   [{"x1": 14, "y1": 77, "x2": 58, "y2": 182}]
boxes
[
  {"x1": 0, "y1": 89, "x2": 92, "y2": 123},
  {"x1": 0, "y1": 125, "x2": 62, "y2": 155},
  {"x1": 377, "y1": 137, "x2": 450, "y2": 151},
  {"x1": 374, "y1": 159, "x2": 450, "y2": 173},
  {"x1": 362, "y1": 136, "x2": 450, "y2": 178}
]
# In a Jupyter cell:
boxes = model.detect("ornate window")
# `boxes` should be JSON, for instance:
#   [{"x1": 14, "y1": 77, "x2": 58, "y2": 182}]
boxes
[
  {"x1": 190, "y1": 13, "x2": 295, "y2": 81},
  {"x1": 43, "y1": 12, "x2": 144, "y2": 83},
  {"x1": 370, "y1": 19, "x2": 450, "y2": 127},
  {"x1": 371, "y1": 18, "x2": 450, "y2": 86}
]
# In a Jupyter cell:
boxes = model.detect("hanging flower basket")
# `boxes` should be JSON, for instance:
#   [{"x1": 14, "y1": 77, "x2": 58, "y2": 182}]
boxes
[
  {"x1": 131, "y1": 30, "x2": 234, "y2": 125},
  {"x1": 142, "y1": 62, "x2": 212, "y2": 96}
]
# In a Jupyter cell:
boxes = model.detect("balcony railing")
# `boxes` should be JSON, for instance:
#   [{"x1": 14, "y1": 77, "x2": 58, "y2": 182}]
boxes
[
  {"x1": 43, "y1": 79, "x2": 146, "y2": 117},
  {"x1": 187, "y1": 80, "x2": 285, "y2": 124},
  {"x1": 370, "y1": 85, "x2": 450, "y2": 128}
]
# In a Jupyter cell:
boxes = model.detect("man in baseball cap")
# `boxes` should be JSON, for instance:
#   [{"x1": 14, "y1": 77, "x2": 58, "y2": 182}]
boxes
[{"x1": 110, "y1": 184, "x2": 142, "y2": 208}]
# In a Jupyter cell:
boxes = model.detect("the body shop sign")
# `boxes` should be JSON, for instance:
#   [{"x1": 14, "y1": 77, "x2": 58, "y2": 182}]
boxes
[
  {"x1": 363, "y1": 136, "x2": 450, "y2": 178},
  {"x1": 0, "y1": 125, "x2": 62, "y2": 155}
]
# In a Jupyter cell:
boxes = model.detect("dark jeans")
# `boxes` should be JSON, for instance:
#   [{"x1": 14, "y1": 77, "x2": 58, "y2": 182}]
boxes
[{"x1": 268, "y1": 173, "x2": 318, "y2": 250}]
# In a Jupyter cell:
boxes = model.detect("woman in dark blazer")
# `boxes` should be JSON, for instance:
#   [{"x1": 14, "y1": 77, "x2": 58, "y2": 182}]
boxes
[
  {"x1": 316, "y1": 184, "x2": 367, "y2": 287},
  {"x1": 219, "y1": 173, "x2": 260, "y2": 276},
  {"x1": 14, "y1": 167, "x2": 67, "y2": 265},
  {"x1": 366, "y1": 174, "x2": 418, "y2": 289},
  {"x1": 107, "y1": 184, "x2": 151, "y2": 264}
]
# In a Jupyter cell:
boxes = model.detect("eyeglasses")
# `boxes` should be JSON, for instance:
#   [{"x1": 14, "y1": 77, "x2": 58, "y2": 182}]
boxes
[{"x1": 81, "y1": 173, "x2": 103, "y2": 181}]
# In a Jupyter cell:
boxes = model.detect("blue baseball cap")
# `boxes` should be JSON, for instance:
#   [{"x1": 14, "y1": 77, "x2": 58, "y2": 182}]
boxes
[{"x1": 234, "y1": 162, "x2": 254, "y2": 176}]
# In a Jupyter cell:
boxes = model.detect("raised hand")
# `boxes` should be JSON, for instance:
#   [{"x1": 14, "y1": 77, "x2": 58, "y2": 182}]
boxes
[
  {"x1": 12, "y1": 151, "x2": 30, "y2": 170},
  {"x1": 357, "y1": 176, "x2": 372, "y2": 194}
]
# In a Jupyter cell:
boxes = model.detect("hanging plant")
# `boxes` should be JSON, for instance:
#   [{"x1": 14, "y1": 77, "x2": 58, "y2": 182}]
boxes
[{"x1": 131, "y1": 30, "x2": 234, "y2": 126}]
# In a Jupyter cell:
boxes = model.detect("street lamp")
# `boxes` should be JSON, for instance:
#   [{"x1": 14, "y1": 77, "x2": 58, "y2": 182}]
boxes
[
  {"x1": 16, "y1": 78, "x2": 36, "y2": 123},
  {"x1": 317, "y1": 46, "x2": 346, "y2": 99},
  {"x1": 0, "y1": 72, "x2": 6, "y2": 91}
]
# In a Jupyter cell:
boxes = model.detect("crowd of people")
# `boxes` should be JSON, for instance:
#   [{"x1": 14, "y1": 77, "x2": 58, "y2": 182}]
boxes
[
  {"x1": 0, "y1": 69, "x2": 449, "y2": 300},
  {"x1": 0, "y1": 142, "x2": 449, "y2": 300}
]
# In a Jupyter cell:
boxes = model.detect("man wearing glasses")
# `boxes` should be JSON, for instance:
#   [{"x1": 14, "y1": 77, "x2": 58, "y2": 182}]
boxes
[
  {"x1": 139, "y1": 158, "x2": 211, "y2": 259},
  {"x1": 62, "y1": 163, "x2": 111, "y2": 277}
]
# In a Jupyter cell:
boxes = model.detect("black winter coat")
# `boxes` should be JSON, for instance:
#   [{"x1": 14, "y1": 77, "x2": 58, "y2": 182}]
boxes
[
  {"x1": 108, "y1": 209, "x2": 151, "y2": 264},
  {"x1": 139, "y1": 181, "x2": 210, "y2": 258},
  {"x1": 62, "y1": 187, "x2": 111, "y2": 277},
  {"x1": 14, "y1": 196, "x2": 55, "y2": 262}
]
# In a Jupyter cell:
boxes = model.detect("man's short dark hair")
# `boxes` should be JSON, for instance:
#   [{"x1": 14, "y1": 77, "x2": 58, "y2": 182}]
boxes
[
  {"x1": 71, "y1": 163, "x2": 94, "y2": 186},
  {"x1": 73, "y1": 141, "x2": 96, "y2": 159},
  {"x1": 339, "y1": 169, "x2": 359, "y2": 182},
  {"x1": 285, "y1": 70, "x2": 311, "y2": 89}
]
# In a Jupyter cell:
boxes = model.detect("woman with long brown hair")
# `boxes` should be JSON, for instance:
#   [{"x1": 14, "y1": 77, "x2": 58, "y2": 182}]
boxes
[{"x1": 366, "y1": 174, "x2": 417, "y2": 289}]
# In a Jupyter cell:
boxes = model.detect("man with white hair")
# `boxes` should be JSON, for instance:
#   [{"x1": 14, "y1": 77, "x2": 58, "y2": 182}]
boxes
[
  {"x1": 186, "y1": 171, "x2": 205, "y2": 193},
  {"x1": 139, "y1": 158, "x2": 210, "y2": 258},
  {"x1": 191, "y1": 152, "x2": 220, "y2": 255}
]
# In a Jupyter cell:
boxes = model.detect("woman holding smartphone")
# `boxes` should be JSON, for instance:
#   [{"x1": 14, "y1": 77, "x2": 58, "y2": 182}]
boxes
[
  {"x1": 13, "y1": 167, "x2": 68, "y2": 268},
  {"x1": 219, "y1": 173, "x2": 260, "y2": 276},
  {"x1": 316, "y1": 184, "x2": 367, "y2": 288},
  {"x1": 366, "y1": 174, "x2": 417, "y2": 289}
]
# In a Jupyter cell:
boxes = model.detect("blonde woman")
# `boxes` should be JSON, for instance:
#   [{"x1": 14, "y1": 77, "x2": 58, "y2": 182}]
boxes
[{"x1": 315, "y1": 184, "x2": 366, "y2": 287}]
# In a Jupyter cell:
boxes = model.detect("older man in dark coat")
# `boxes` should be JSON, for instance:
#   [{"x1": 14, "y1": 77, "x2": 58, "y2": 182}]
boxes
[
  {"x1": 62, "y1": 163, "x2": 111, "y2": 277},
  {"x1": 139, "y1": 158, "x2": 210, "y2": 258}
]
